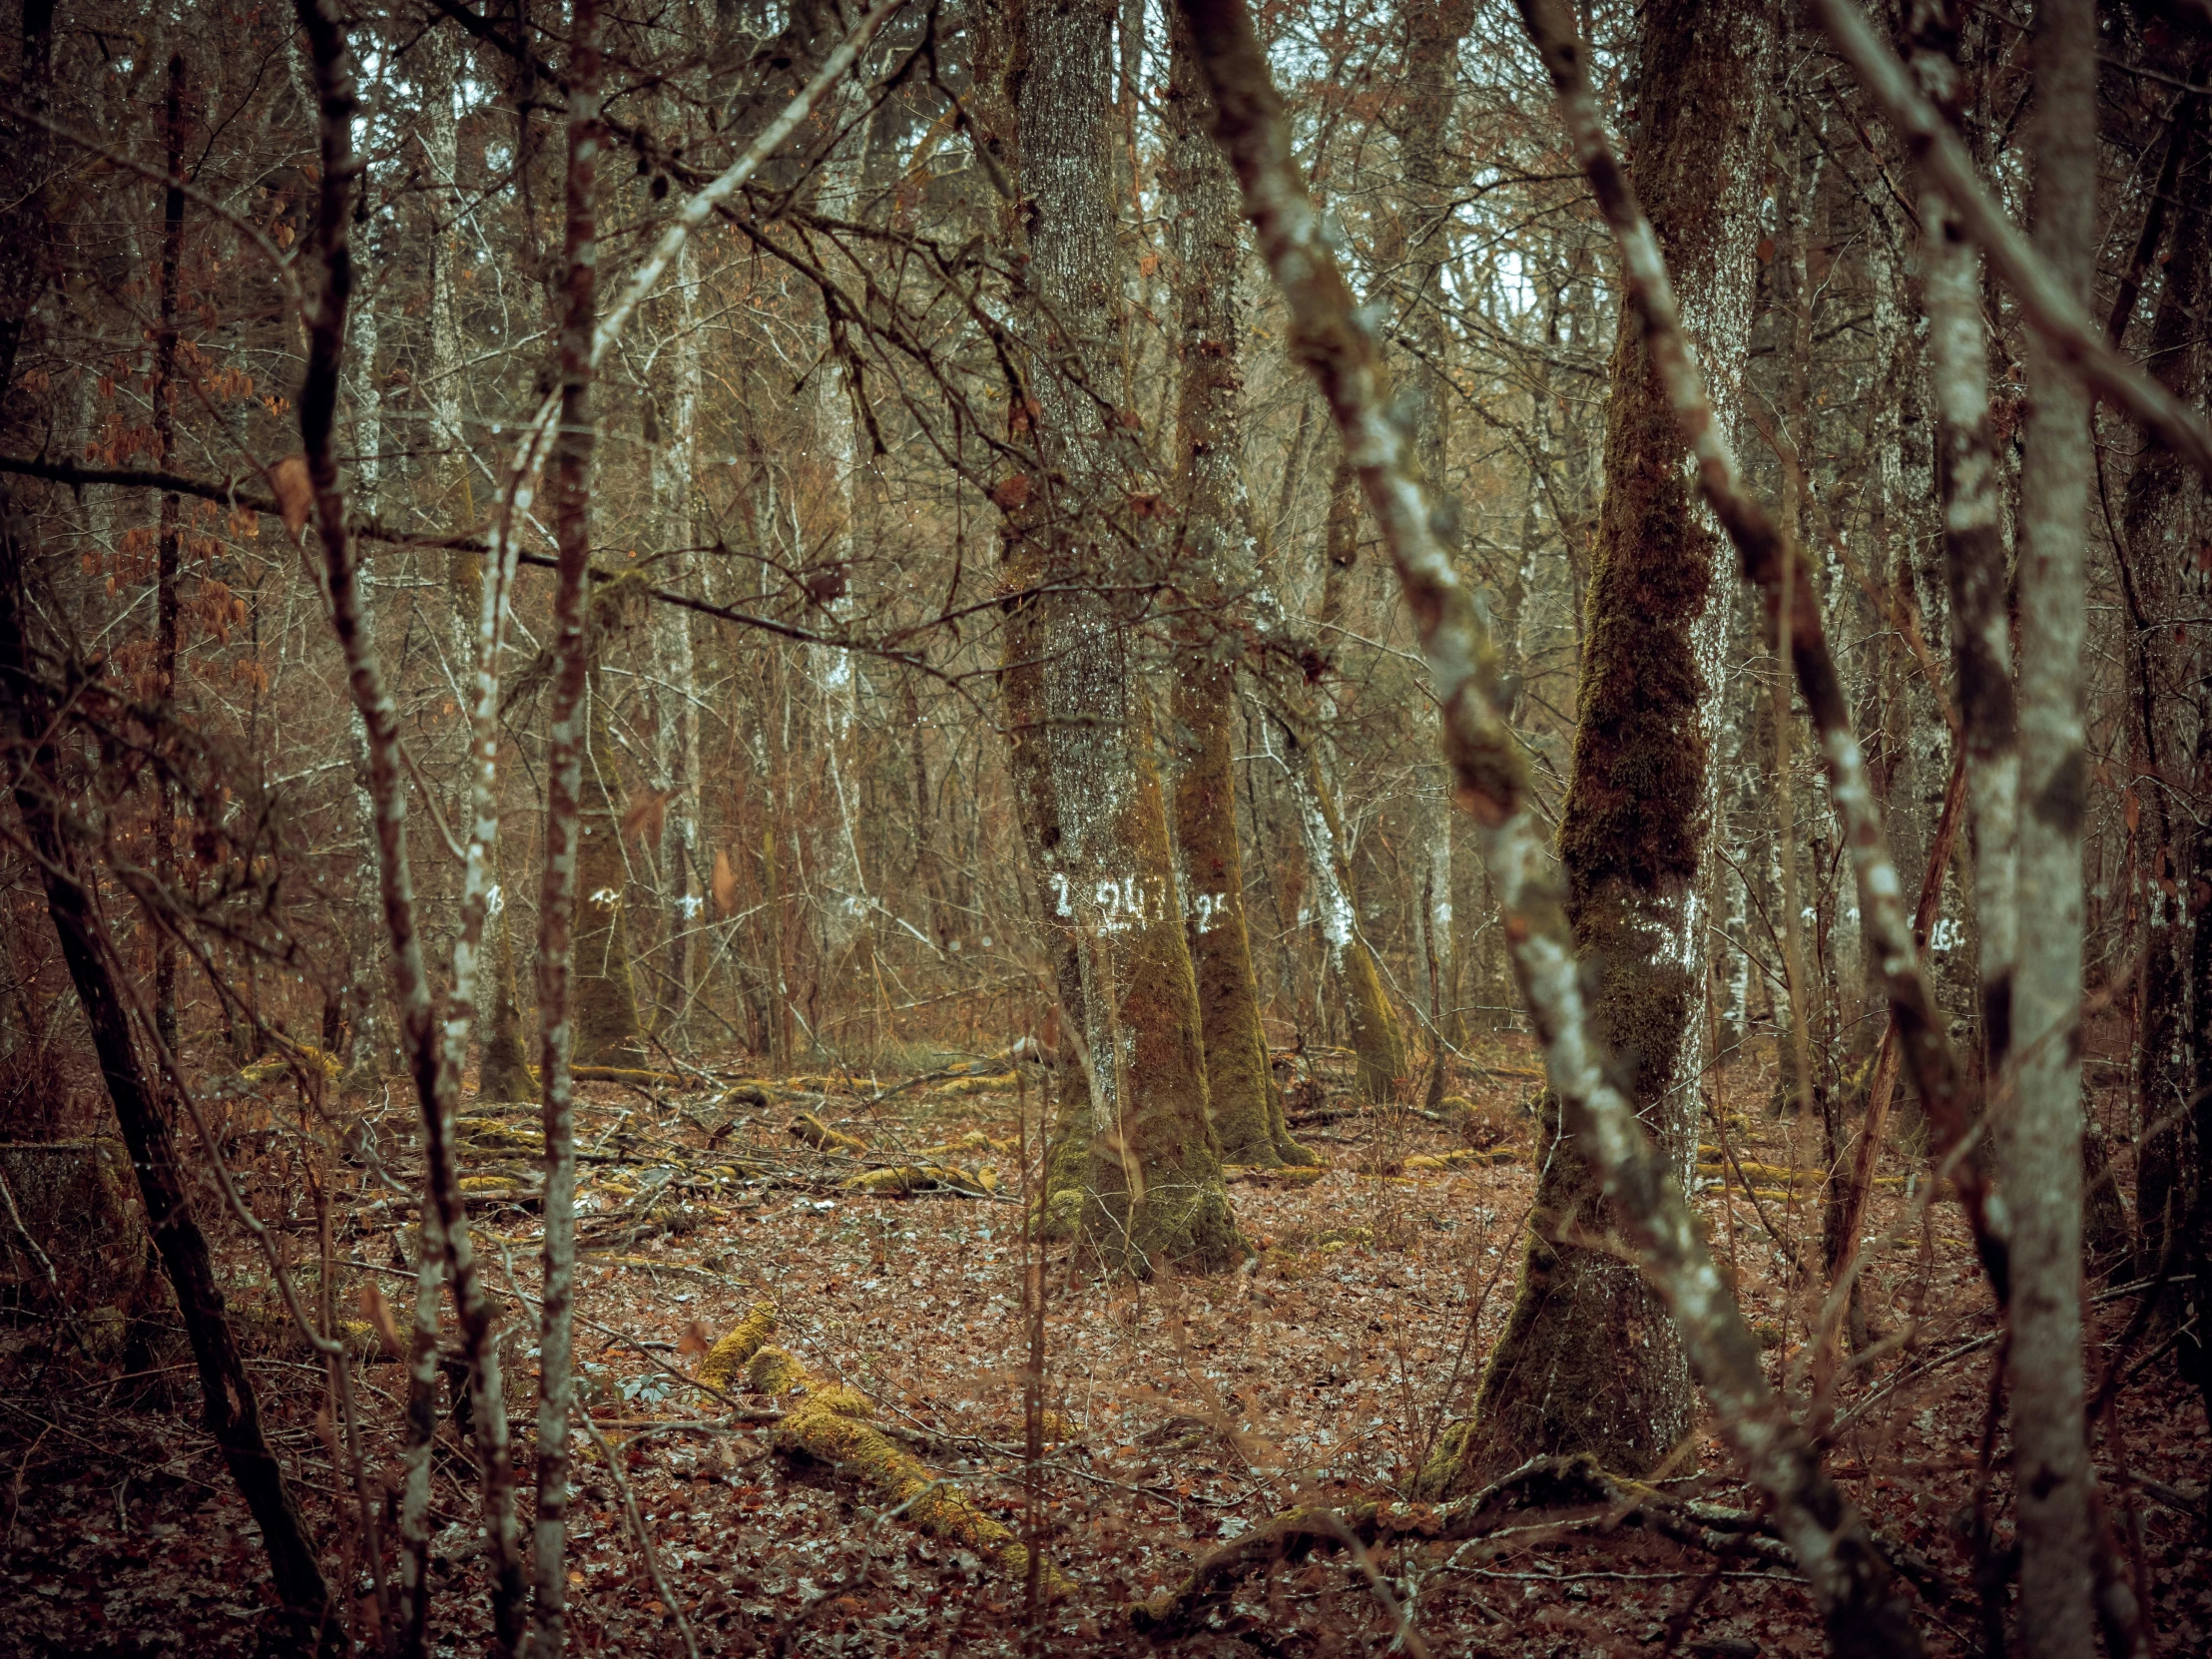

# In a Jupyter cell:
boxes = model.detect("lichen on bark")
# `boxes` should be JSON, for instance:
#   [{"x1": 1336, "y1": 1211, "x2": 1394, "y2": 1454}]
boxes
[{"x1": 1425, "y1": 0, "x2": 1772, "y2": 1490}]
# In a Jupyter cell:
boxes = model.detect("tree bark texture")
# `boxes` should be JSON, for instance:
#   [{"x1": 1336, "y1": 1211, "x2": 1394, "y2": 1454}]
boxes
[
  {"x1": 529, "y1": 11, "x2": 601, "y2": 1648},
  {"x1": 1382, "y1": 1, "x2": 1474, "y2": 1077},
  {"x1": 1458, "y1": 0, "x2": 1770, "y2": 1485},
  {"x1": 1017, "y1": 0, "x2": 1240, "y2": 1274},
  {"x1": 1165, "y1": 11, "x2": 1305, "y2": 1169},
  {"x1": 290, "y1": 3, "x2": 527, "y2": 1644},
  {"x1": 2004, "y1": 2, "x2": 2098, "y2": 1652},
  {"x1": 1180, "y1": 2, "x2": 1926, "y2": 1646}
]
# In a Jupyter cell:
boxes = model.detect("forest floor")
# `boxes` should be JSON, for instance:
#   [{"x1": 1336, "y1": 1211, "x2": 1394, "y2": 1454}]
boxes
[{"x1": 2, "y1": 1034, "x2": 2207, "y2": 1658}]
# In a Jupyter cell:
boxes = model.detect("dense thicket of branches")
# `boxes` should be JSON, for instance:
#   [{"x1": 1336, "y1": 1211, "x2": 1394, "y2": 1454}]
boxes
[{"x1": 2, "y1": 0, "x2": 2210, "y2": 1655}]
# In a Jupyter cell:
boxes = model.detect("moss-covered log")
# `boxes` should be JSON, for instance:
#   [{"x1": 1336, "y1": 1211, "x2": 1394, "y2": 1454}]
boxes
[{"x1": 744, "y1": 1341, "x2": 1070, "y2": 1595}]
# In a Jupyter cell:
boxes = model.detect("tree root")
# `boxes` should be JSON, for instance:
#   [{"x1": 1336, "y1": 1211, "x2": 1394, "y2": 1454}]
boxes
[{"x1": 1126, "y1": 1453, "x2": 1950, "y2": 1638}]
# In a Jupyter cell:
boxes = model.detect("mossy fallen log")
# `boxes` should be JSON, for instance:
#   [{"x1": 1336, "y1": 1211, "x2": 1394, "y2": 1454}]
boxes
[
  {"x1": 842, "y1": 1164, "x2": 999, "y2": 1197},
  {"x1": 744, "y1": 1342, "x2": 1070, "y2": 1595},
  {"x1": 786, "y1": 1112, "x2": 866, "y2": 1155},
  {"x1": 1402, "y1": 1148, "x2": 1522, "y2": 1173},
  {"x1": 697, "y1": 1300, "x2": 779, "y2": 1392}
]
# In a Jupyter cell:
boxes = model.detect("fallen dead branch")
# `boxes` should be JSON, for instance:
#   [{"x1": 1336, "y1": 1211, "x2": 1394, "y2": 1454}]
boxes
[{"x1": 1128, "y1": 1453, "x2": 1953, "y2": 1638}]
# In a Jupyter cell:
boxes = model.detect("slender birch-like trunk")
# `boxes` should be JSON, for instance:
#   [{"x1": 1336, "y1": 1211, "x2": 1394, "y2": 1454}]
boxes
[
  {"x1": 1255, "y1": 456, "x2": 1404, "y2": 1097},
  {"x1": 646, "y1": 236, "x2": 704, "y2": 1037},
  {"x1": 2005, "y1": 2, "x2": 2098, "y2": 1652},
  {"x1": 527, "y1": 11, "x2": 601, "y2": 1648},
  {"x1": 807, "y1": 75, "x2": 874, "y2": 985},
  {"x1": 1164, "y1": 11, "x2": 1305, "y2": 1167},
  {"x1": 1441, "y1": 0, "x2": 1771, "y2": 1485},
  {"x1": 289, "y1": 3, "x2": 527, "y2": 1645},
  {"x1": 1017, "y1": 0, "x2": 1239, "y2": 1273}
]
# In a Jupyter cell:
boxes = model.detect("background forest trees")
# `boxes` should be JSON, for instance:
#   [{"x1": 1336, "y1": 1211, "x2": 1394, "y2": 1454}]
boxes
[{"x1": 2, "y1": 0, "x2": 2211, "y2": 1654}]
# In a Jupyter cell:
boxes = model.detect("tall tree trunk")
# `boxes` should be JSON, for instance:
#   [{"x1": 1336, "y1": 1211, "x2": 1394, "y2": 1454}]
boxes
[
  {"x1": 1433, "y1": 0, "x2": 1772, "y2": 1486},
  {"x1": 0, "y1": 511, "x2": 334, "y2": 1654},
  {"x1": 151, "y1": 51, "x2": 186, "y2": 1058},
  {"x1": 1385, "y1": 0, "x2": 1474, "y2": 1093},
  {"x1": 2116, "y1": 68, "x2": 2212, "y2": 1279},
  {"x1": 1164, "y1": 11, "x2": 1305, "y2": 1168},
  {"x1": 527, "y1": 10, "x2": 601, "y2": 1650},
  {"x1": 1257, "y1": 456, "x2": 1405, "y2": 1098},
  {"x1": 290, "y1": 4, "x2": 526, "y2": 1642},
  {"x1": 646, "y1": 239, "x2": 704, "y2": 1041},
  {"x1": 1017, "y1": 0, "x2": 1240, "y2": 1273},
  {"x1": 2006, "y1": 1, "x2": 2098, "y2": 1652}
]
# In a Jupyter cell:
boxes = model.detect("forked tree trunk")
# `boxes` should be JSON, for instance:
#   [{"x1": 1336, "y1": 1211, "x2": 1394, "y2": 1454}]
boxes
[
  {"x1": 2005, "y1": 2, "x2": 2098, "y2": 1652},
  {"x1": 1164, "y1": 12, "x2": 1306, "y2": 1168},
  {"x1": 1016, "y1": 0, "x2": 1239, "y2": 1273},
  {"x1": 1432, "y1": 0, "x2": 1772, "y2": 1487}
]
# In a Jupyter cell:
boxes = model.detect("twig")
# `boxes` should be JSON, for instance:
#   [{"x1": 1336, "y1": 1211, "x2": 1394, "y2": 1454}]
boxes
[{"x1": 579, "y1": 1413, "x2": 703, "y2": 1659}]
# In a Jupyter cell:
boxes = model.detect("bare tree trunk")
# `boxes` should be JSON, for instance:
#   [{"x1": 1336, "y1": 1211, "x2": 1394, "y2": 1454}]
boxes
[
  {"x1": 646, "y1": 237, "x2": 704, "y2": 1039},
  {"x1": 151, "y1": 51, "x2": 186, "y2": 1058},
  {"x1": 2004, "y1": 2, "x2": 2098, "y2": 1652},
  {"x1": 1017, "y1": 0, "x2": 1240, "y2": 1273},
  {"x1": 1442, "y1": 0, "x2": 1771, "y2": 1486},
  {"x1": 1385, "y1": 0, "x2": 1474, "y2": 1094},
  {"x1": 525, "y1": 10, "x2": 601, "y2": 1649},
  {"x1": 1164, "y1": 10, "x2": 1305, "y2": 1168},
  {"x1": 289, "y1": 3, "x2": 526, "y2": 1644},
  {"x1": 1257, "y1": 456, "x2": 1405, "y2": 1098},
  {"x1": 0, "y1": 514, "x2": 334, "y2": 1654}
]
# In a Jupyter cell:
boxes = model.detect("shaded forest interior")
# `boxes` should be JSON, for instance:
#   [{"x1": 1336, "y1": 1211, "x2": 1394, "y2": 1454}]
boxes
[{"x1": 2, "y1": 0, "x2": 2211, "y2": 1654}]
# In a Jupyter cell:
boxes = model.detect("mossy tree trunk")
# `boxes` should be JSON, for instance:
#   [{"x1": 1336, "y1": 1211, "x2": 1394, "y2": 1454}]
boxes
[
  {"x1": 967, "y1": 0, "x2": 1093, "y2": 1213},
  {"x1": 1427, "y1": 0, "x2": 1772, "y2": 1490},
  {"x1": 1014, "y1": 0, "x2": 1240, "y2": 1274},
  {"x1": 1164, "y1": 13, "x2": 1305, "y2": 1168}
]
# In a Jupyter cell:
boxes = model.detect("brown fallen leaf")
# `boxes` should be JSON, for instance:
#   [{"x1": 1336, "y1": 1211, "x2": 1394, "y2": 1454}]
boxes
[
  {"x1": 358, "y1": 1282, "x2": 404, "y2": 1362},
  {"x1": 622, "y1": 787, "x2": 671, "y2": 846},
  {"x1": 712, "y1": 847, "x2": 737, "y2": 916},
  {"x1": 271, "y1": 454, "x2": 312, "y2": 534}
]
